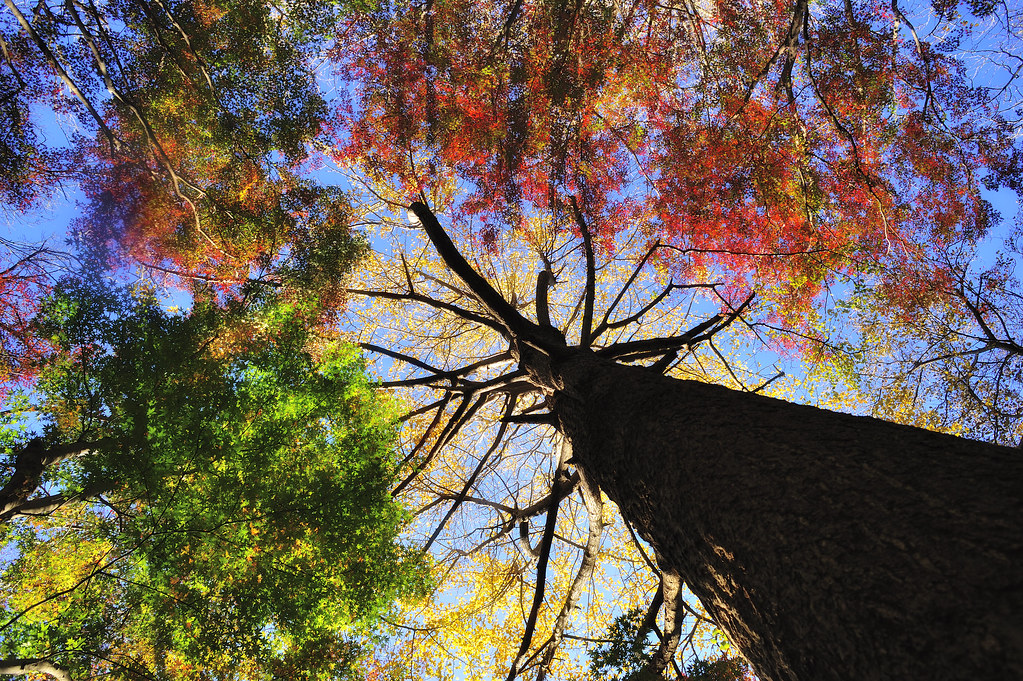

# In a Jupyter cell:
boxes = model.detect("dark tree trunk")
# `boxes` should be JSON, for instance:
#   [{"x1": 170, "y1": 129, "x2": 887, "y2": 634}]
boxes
[
  {"x1": 545, "y1": 350, "x2": 1023, "y2": 681},
  {"x1": 409, "y1": 199, "x2": 1023, "y2": 680}
]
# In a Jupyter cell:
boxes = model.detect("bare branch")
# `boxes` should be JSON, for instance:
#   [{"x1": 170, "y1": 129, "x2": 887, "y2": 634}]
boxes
[
  {"x1": 361, "y1": 342, "x2": 447, "y2": 375},
  {"x1": 537, "y1": 461, "x2": 604, "y2": 680},
  {"x1": 506, "y1": 437, "x2": 573, "y2": 681},
  {"x1": 422, "y1": 396, "x2": 517, "y2": 552},
  {"x1": 399, "y1": 397, "x2": 449, "y2": 423},
  {"x1": 392, "y1": 394, "x2": 489, "y2": 496},
  {"x1": 595, "y1": 242, "x2": 663, "y2": 338},
  {"x1": 4, "y1": 480, "x2": 113, "y2": 519},
  {"x1": 961, "y1": 295, "x2": 1023, "y2": 356},
  {"x1": 409, "y1": 202, "x2": 534, "y2": 341},
  {"x1": 595, "y1": 282, "x2": 693, "y2": 340},
  {"x1": 752, "y1": 371, "x2": 786, "y2": 394},
  {"x1": 347, "y1": 288, "x2": 503, "y2": 332},
  {"x1": 536, "y1": 269, "x2": 555, "y2": 328},
  {"x1": 597, "y1": 313, "x2": 726, "y2": 361},
  {"x1": 399, "y1": 394, "x2": 454, "y2": 467}
]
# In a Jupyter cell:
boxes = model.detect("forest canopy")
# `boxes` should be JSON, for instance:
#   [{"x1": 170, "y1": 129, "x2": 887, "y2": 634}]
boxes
[{"x1": 1, "y1": 0, "x2": 1022, "y2": 678}]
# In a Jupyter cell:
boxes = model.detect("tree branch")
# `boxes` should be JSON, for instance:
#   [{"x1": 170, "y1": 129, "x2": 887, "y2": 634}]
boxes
[
  {"x1": 409, "y1": 201, "x2": 533, "y2": 340},
  {"x1": 642, "y1": 569, "x2": 685, "y2": 677},
  {"x1": 569, "y1": 197, "x2": 597, "y2": 347},
  {"x1": 594, "y1": 242, "x2": 662, "y2": 339},
  {"x1": 0, "y1": 658, "x2": 74, "y2": 681},
  {"x1": 597, "y1": 314, "x2": 726, "y2": 361},
  {"x1": 347, "y1": 288, "x2": 503, "y2": 332},
  {"x1": 536, "y1": 269, "x2": 554, "y2": 328},
  {"x1": 506, "y1": 437, "x2": 573, "y2": 681},
  {"x1": 392, "y1": 394, "x2": 488, "y2": 496},
  {"x1": 2, "y1": 480, "x2": 113, "y2": 520},
  {"x1": 2, "y1": 0, "x2": 119, "y2": 155},
  {"x1": 1, "y1": 439, "x2": 116, "y2": 521},
  {"x1": 537, "y1": 461, "x2": 604, "y2": 680},
  {"x1": 422, "y1": 397, "x2": 517, "y2": 553}
]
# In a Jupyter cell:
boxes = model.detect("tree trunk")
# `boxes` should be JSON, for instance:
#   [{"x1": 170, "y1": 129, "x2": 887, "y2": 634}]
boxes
[{"x1": 545, "y1": 349, "x2": 1023, "y2": 681}]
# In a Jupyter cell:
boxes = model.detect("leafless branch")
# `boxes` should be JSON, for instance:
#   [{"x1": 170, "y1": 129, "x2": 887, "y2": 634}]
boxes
[
  {"x1": 506, "y1": 438, "x2": 572, "y2": 681},
  {"x1": 422, "y1": 396, "x2": 517, "y2": 552}
]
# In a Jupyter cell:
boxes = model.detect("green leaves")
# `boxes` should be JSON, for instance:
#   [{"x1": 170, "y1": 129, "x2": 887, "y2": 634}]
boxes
[
  {"x1": 588, "y1": 609, "x2": 655, "y2": 681},
  {"x1": 1, "y1": 280, "x2": 428, "y2": 679}
]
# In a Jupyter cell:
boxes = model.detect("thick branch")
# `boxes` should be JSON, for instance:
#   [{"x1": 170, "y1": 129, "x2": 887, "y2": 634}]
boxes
[
  {"x1": 635, "y1": 583, "x2": 665, "y2": 652},
  {"x1": 536, "y1": 270, "x2": 554, "y2": 328},
  {"x1": 569, "y1": 197, "x2": 597, "y2": 347},
  {"x1": 642, "y1": 569, "x2": 685, "y2": 677},
  {"x1": 409, "y1": 202, "x2": 534, "y2": 340},
  {"x1": 537, "y1": 461, "x2": 604, "y2": 680},
  {"x1": 2, "y1": 480, "x2": 113, "y2": 520},
  {"x1": 597, "y1": 314, "x2": 725, "y2": 361},
  {"x1": 600, "y1": 293, "x2": 754, "y2": 362},
  {"x1": 1, "y1": 439, "x2": 114, "y2": 521},
  {"x1": 0, "y1": 659, "x2": 74, "y2": 681}
]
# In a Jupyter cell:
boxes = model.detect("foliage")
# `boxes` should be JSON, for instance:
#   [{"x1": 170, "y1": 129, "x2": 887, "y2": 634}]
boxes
[
  {"x1": 589, "y1": 609, "x2": 751, "y2": 681},
  {"x1": 588, "y1": 609, "x2": 655, "y2": 680},
  {"x1": 3, "y1": 0, "x2": 1023, "y2": 678},
  {"x1": 0, "y1": 279, "x2": 429, "y2": 679},
  {"x1": 329, "y1": 0, "x2": 1020, "y2": 323},
  {"x1": 1, "y1": 0, "x2": 362, "y2": 298}
]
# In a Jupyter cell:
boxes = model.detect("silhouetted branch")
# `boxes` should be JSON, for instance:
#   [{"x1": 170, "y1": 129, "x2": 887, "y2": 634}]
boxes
[
  {"x1": 569, "y1": 197, "x2": 596, "y2": 346},
  {"x1": 536, "y1": 269, "x2": 554, "y2": 328},
  {"x1": 422, "y1": 396, "x2": 517, "y2": 552},
  {"x1": 537, "y1": 464, "x2": 604, "y2": 680},
  {"x1": 410, "y1": 202, "x2": 536, "y2": 341},
  {"x1": 392, "y1": 394, "x2": 489, "y2": 496},
  {"x1": 507, "y1": 438, "x2": 572, "y2": 681},
  {"x1": 1, "y1": 439, "x2": 117, "y2": 522},
  {"x1": 595, "y1": 242, "x2": 662, "y2": 338},
  {"x1": 348, "y1": 288, "x2": 503, "y2": 332}
]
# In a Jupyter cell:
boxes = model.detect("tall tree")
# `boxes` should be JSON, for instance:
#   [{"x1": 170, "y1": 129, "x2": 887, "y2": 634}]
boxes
[
  {"x1": 319, "y1": 0, "x2": 1023, "y2": 676},
  {"x1": 379, "y1": 198, "x2": 1022, "y2": 681},
  {"x1": 5, "y1": 0, "x2": 1023, "y2": 678}
]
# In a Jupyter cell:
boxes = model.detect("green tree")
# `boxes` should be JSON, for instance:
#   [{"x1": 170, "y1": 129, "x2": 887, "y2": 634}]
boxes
[{"x1": 0, "y1": 279, "x2": 428, "y2": 679}]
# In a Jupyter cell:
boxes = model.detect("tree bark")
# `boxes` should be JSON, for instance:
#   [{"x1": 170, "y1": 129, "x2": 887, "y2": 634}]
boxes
[
  {"x1": 0, "y1": 658, "x2": 74, "y2": 681},
  {"x1": 542, "y1": 349, "x2": 1023, "y2": 681}
]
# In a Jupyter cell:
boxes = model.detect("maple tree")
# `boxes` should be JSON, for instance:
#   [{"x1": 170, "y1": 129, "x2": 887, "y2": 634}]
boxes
[
  {"x1": 0, "y1": 0, "x2": 359, "y2": 298},
  {"x1": 0, "y1": 278, "x2": 428, "y2": 679}
]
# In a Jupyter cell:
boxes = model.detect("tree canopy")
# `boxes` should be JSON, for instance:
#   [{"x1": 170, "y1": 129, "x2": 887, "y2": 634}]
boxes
[
  {"x1": 0, "y1": 279, "x2": 429, "y2": 678},
  {"x1": 2, "y1": 0, "x2": 1022, "y2": 678}
]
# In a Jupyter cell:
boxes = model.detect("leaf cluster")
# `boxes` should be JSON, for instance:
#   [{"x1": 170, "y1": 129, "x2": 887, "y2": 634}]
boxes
[{"x1": 0, "y1": 278, "x2": 429, "y2": 679}]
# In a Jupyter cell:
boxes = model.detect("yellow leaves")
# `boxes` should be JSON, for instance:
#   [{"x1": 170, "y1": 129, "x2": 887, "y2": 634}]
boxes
[{"x1": 3, "y1": 516, "x2": 113, "y2": 622}]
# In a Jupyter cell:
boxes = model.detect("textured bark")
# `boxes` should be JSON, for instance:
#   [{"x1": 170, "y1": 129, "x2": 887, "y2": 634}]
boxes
[{"x1": 538, "y1": 350, "x2": 1023, "y2": 681}]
